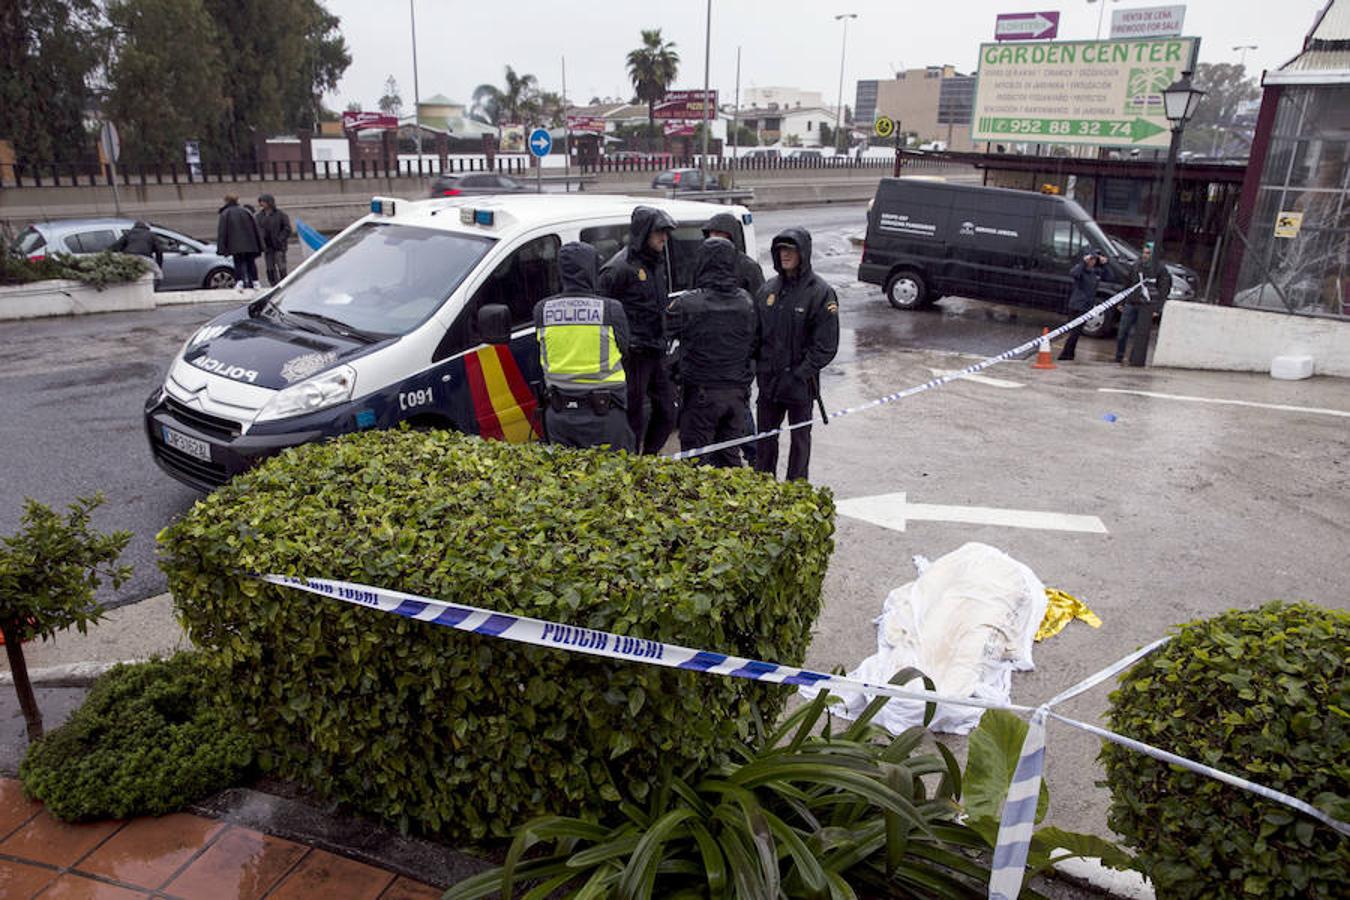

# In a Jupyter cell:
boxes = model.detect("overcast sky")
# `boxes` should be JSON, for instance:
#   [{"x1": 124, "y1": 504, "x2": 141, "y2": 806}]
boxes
[{"x1": 324, "y1": 0, "x2": 1325, "y2": 113}]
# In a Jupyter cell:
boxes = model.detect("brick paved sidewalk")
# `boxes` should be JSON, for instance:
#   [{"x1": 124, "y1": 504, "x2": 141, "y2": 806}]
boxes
[{"x1": 0, "y1": 779, "x2": 442, "y2": 899}]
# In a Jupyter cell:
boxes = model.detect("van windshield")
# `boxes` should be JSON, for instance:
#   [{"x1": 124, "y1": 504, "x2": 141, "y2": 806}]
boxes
[{"x1": 267, "y1": 222, "x2": 494, "y2": 337}]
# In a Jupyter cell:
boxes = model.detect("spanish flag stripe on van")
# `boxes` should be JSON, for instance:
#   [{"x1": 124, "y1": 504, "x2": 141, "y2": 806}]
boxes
[
  {"x1": 464, "y1": 350, "x2": 505, "y2": 440},
  {"x1": 491, "y1": 344, "x2": 542, "y2": 439},
  {"x1": 477, "y1": 346, "x2": 538, "y2": 443}
]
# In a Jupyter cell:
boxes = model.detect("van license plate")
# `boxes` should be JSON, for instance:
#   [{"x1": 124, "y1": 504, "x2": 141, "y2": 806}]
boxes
[{"x1": 162, "y1": 425, "x2": 211, "y2": 461}]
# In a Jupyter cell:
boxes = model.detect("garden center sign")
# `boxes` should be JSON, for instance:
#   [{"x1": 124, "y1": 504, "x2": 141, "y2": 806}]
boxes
[{"x1": 973, "y1": 36, "x2": 1199, "y2": 148}]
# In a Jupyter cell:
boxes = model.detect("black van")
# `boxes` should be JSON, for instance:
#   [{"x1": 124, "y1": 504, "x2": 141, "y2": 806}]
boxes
[{"x1": 858, "y1": 179, "x2": 1127, "y2": 337}]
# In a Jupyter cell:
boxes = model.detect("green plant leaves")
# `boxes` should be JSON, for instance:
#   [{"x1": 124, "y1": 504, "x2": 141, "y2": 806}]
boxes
[
  {"x1": 1100, "y1": 602, "x2": 1350, "y2": 899},
  {"x1": 962, "y1": 709, "x2": 1049, "y2": 845}
]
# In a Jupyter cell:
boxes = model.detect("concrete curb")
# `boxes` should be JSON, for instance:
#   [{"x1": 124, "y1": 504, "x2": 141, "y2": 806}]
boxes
[
  {"x1": 1053, "y1": 857, "x2": 1155, "y2": 899},
  {"x1": 0, "y1": 659, "x2": 141, "y2": 688}
]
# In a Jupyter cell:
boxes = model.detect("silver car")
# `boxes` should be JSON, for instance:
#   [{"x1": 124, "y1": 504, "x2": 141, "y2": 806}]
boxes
[{"x1": 13, "y1": 219, "x2": 238, "y2": 291}]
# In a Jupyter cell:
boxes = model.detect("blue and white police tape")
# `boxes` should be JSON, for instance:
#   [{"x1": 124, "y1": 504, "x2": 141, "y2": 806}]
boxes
[
  {"x1": 669, "y1": 277, "x2": 1145, "y2": 462},
  {"x1": 262, "y1": 573, "x2": 1350, "y2": 884}
]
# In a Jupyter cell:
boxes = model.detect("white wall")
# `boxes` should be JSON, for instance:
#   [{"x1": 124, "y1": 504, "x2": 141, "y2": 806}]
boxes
[{"x1": 1154, "y1": 302, "x2": 1350, "y2": 378}]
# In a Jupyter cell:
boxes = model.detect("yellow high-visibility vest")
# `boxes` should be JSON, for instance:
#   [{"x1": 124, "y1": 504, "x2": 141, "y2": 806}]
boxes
[{"x1": 537, "y1": 296, "x2": 625, "y2": 390}]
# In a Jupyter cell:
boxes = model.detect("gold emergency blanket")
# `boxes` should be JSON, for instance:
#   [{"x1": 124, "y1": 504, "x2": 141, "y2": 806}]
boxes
[{"x1": 1036, "y1": 588, "x2": 1102, "y2": 641}]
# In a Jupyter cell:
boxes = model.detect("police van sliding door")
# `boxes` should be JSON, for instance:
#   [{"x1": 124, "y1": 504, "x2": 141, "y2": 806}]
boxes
[{"x1": 1035, "y1": 216, "x2": 1092, "y2": 310}]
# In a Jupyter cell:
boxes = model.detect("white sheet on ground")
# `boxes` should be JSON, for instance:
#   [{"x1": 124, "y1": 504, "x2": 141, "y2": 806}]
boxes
[{"x1": 802, "y1": 542, "x2": 1048, "y2": 734}]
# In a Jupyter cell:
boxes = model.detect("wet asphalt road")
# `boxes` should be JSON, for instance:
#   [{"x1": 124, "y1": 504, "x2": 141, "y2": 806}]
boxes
[{"x1": 2, "y1": 201, "x2": 1063, "y2": 608}]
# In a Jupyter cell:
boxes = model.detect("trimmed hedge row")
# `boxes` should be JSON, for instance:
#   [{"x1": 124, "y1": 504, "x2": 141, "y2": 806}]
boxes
[
  {"x1": 160, "y1": 430, "x2": 835, "y2": 839},
  {"x1": 1103, "y1": 602, "x2": 1349, "y2": 898}
]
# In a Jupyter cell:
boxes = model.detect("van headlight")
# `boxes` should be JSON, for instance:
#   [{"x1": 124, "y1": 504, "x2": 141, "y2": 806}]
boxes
[{"x1": 255, "y1": 365, "x2": 357, "y2": 422}]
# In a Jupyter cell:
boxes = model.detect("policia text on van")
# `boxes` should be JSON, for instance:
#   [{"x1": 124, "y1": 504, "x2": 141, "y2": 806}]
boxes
[
  {"x1": 143, "y1": 195, "x2": 756, "y2": 491},
  {"x1": 858, "y1": 179, "x2": 1128, "y2": 338}
]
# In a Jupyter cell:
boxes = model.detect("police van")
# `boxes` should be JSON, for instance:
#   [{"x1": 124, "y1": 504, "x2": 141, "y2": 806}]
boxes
[{"x1": 144, "y1": 194, "x2": 756, "y2": 491}]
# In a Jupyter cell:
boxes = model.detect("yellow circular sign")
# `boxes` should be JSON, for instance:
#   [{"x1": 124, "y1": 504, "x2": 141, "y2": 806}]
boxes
[{"x1": 874, "y1": 116, "x2": 895, "y2": 138}]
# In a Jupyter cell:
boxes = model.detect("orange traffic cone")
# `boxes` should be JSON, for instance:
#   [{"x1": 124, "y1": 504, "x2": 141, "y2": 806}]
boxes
[{"x1": 1031, "y1": 328, "x2": 1057, "y2": 370}]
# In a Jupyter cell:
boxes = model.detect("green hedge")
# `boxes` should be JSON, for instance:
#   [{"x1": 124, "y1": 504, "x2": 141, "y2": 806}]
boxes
[
  {"x1": 1102, "y1": 602, "x2": 1349, "y2": 898},
  {"x1": 159, "y1": 430, "x2": 835, "y2": 840},
  {"x1": 20, "y1": 654, "x2": 253, "y2": 820},
  {"x1": 0, "y1": 251, "x2": 148, "y2": 288}
]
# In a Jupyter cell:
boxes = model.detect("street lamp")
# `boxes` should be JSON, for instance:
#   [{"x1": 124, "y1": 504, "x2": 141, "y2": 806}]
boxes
[
  {"x1": 1086, "y1": 0, "x2": 1121, "y2": 40},
  {"x1": 834, "y1": 13, "x2": 857, "y2": 153},
  {"x1": 1232, "y1": 44, "x2": 1258, "y2": 70},
  {"x1": 1130, "y1": 73, "x2": 1204, "y2": 366}
]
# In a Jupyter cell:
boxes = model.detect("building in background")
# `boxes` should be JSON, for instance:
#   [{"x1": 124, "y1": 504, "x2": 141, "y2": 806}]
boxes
[
  {"x1": 741, "y1": 86, "x2": 826, "y2": 111},
  {"x1": 1223, "y1": 0, "x2": 1349, "y2": 318},
  {"x1": 865, "y1": 66, "x2": 976, "y2": 151},
  {"x1": 854, "y1": 80, "x2": 879, "y2": 127},
  {"x1": 728, "y1": 106, "x2": 839, "y2": 148}
]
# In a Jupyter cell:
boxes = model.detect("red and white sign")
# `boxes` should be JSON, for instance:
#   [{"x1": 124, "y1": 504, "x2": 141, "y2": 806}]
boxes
[
  {"x1": 994, "y1": 11, "x2": 1060, "y2": 41},
  {"x1": 662, "y1": 122, "x2": 696, "y2": 137},
  {"x1": 341, "y1": 111, "x2": 399, "y2": 132},
  {"x1": 565, "y1": 115, "x2": 606, "y2": 133},
  {"x1": 1110, "y1": 5, "x2": 1186, "y2": 39},
  {"x1": 653, "y1": 90, "x2": 718, "y2": 121}
]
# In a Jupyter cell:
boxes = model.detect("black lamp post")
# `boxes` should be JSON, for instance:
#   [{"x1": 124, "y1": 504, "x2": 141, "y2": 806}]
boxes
[{"x1": 1130, "y1": 73, "x2": 1205, "y2": 366}]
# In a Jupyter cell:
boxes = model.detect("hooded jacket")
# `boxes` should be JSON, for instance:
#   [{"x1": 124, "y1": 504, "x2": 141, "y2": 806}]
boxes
[
  {"x1": 255, "y1": 194, "x2": 292, "y2": 252},
  {"x1": 756, "y1": 228, "x2": 840, "y2": 404},
  {"x1": 216, "y1": 200, "x2": 263, "y2": 256},
  {"x1": 109, "y1": 222, "x2": 163, "y2": 268},
  {"x1": 1067, "y1": 258, "x2": 1104, "y2": 312},
  {"x1": 598, "y1": 206, "x2": 676, "y2": 353},
  {"x1": 665, "y1": 238, "x2": 758, "y2": 389},
  {"x1": 703, "y1": 211, "x2": 766, "y2": 295},
  {"x1": 1127, "y1": 254, "x2": 1172, "y2": 305},
  {"x1": 535, "y1": 242, "x2": 630, "y2": 396}
]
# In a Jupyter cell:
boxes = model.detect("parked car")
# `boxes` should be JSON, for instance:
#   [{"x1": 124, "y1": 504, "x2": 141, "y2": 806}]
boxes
[
  {"x1": 12, "y1": 219, "x2": 237, "y2": 291},
  {"x1": 651, "y1": 168, "x2": 710, "y2": 191},
  {"x1": 144, "y1": 193, "x2": 756, "y2": 491},
  {"x1": 785, "y1": 149, "x2": 825, "y2": 161},
  {"x1": 429, "y1": 172, "x2": 529, "y2": 198},
  {"x1": 740, "y1": 148, "x2": 782, "y2": 162},
  {"x1": 858, "y1": 178, "x2": 1130, "y2": 338},
  {"x1": 1104, "y1": 232, "x2": 1200, "y2": 300}
]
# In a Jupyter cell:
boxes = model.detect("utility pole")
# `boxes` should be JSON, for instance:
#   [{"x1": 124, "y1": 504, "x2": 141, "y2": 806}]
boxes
[
  {"x1": 834, "y1": 14, "x2": 858, "y2": 153},
  {"x1": 730, "y1": 46, "x2": 741, "y2": 190},
  {"x1": 700, "y1": 0, "x2": 712, "y2": 190},
  {"x1": 410, "y1": 0, "x2": 422, "y2": 172},
  {"x1": 562, "y1": 55, "x2": 572, "y2": 192}
]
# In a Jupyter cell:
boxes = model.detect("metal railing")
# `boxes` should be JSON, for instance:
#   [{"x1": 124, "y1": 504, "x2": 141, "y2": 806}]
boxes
[
  {"x1": 3, "y1": 151, "x2": 967, "y2": 189},
  {"x1": 0, "y1": 155, "x2": 528, "y2": 189}
]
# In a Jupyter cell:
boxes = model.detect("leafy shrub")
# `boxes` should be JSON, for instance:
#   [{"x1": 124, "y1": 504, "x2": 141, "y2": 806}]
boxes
[
  {"x1": 1102, "y1": 602, "x2": 1349, "y2": 898},
  {"x1": 159, "y1": 429, "x2": 835, "y2": 840},
  {"x1": 20, "y1": 654, "x2": 253, "y2": 820},
  {"x1": 0, "y1": 251, "x2": 148, "y2": 288},
  {"x1": 446, "y1": 684, "x2": 1126, "y2": 899}
]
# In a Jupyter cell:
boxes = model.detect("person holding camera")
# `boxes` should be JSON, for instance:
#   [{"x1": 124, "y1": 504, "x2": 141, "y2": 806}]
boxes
[{"x1": 1058, "y1": 247, "x2": 1109, "y2": 361}]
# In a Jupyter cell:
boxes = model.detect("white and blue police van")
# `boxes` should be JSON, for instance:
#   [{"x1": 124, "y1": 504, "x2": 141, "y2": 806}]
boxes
[{"x1": 144, "y1": 193, "x2": 757, "y2": 491}]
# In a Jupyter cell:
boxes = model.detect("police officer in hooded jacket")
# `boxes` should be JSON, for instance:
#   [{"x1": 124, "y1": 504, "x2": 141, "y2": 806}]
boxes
[
  {"x1": 534, "y1": 242, "x2": 635, "y2": 452},
  {"x1": 665, "y1": 237, "x2": 759, "y2": 467},
  {"x1": 703, "y1": 211, "x2": 765, "y2": 295},
  {"x1": 754, "y1": 228, "x2": 840, "y2": 481},
  {"x1": 599, "y1": 206, "x2": 677, "y2": 454}
]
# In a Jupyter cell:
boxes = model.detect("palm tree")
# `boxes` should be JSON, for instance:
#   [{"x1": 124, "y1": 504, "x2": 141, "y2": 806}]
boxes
[
  {"x1": 471, "y1": 65, "x2": 539, "y2": 125},
  {"x1": 626, "y1": 29, "x2": 679, "y2": 135}
]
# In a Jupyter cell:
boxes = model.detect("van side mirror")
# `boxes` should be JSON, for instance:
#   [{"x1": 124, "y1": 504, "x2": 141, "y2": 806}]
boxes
[{"x1": 477, "y1": 303, "x2": 512, "y2": 345}]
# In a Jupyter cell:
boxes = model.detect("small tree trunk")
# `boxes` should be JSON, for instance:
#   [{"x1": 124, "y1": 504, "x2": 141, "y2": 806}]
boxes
[{"x1": 2, "y1": 622, "x2": 43, "y2": 741}]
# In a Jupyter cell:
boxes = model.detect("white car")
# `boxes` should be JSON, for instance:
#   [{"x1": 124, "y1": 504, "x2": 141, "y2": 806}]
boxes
[{"x1": 144, "y1": 193, "x2": 756, "y2": 490}]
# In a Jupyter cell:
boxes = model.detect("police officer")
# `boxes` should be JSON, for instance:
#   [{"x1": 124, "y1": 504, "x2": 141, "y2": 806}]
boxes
[
  {"x1": 534, "y1": 242, "x2": 635, "y2": 452},
  {"x1": 703, "y1": 211, "x2": 766, "y2": 465},
  {"x1": 665, "y1": 238, "x2": 758, "y2": 467},
  {"x1": 599, "y1": 206, "x2": 677, "y2": 454},
  {"x1": 703, "y1": 211, "x2": 765, "y2": 295},
  {"x1": 754, "y1": 228, "x2": 840, "y2": 481}
]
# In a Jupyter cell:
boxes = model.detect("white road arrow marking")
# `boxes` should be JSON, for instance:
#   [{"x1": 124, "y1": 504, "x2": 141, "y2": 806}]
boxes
[
  {"x1": 837, "y1": 492, "x2": 1108, "y2": 534},
  {"x1": 927, "y1": 367, "x2": 1025, "y2": 389}
]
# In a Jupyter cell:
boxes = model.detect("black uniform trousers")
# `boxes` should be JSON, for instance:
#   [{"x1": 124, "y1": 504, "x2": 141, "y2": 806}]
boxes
[
  {"x1": 754, "y1": 396, "x2": 815, "y2": 481},
  {"x1": 624, "y1": 350, "x2": 676, "y2": 455},
  {"x1": 679, "y1": 385, "x2": 750, "y2": 468},
  {"x1": 544, "y1": 394, "x2": 635, "y2": 452}
]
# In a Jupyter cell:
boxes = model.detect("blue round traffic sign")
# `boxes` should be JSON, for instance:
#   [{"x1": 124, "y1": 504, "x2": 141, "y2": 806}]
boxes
[{"x1": 528, "y1": 128, "x2": 553, "y2": 158}]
